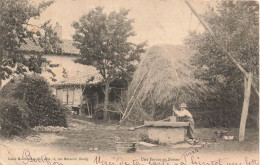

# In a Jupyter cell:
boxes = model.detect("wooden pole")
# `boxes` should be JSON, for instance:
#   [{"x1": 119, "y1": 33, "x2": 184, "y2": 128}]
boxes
[
  {"x1": 86, "y1": 96, "x2": 91, "y2": 116},
  {"x1": 79, "y1": 88, "x2": 84, "y2": 115},
  {"x1": 239, "y1": 72, "x2": 253, "y2": 141},
  {"x1": 120, "y1": 88, "x2": 123, "y2": 102},
  {"x1": 120, "y1": 70, "x2": 148, "y2": 122},
  {"x1": 118, "y1": 84, "x2": 145, "y2": 126},
  {"x1": 96, "y1": 92, "x2": 99, "y2": 108},
  {"x1": 118, "y1": 77, "x2": 150, "y2": 127},
  {"x1": 90, "y1": 103, "x2": 93, "y2": 116},
  {"x1": 185, "y1": 1, "x2": 259, "y2": 97}
]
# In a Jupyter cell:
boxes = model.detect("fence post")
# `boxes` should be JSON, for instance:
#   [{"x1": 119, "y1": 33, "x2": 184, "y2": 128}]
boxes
[{"x1": 239, "y1": 72, "x2": 253, "y2": 142}]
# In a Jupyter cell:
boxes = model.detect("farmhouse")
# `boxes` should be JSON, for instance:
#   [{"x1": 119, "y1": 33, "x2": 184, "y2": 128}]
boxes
[{"x1": 19, "y1": 23, "x2": 103, "y2": 115}]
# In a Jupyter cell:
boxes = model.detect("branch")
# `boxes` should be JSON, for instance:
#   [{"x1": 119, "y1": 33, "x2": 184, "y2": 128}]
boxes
[
  {"x1": 103, "y1": 109, "x2": 121, "y2": 113},
  {"x1": 24, "y1": 23, "x2": 41, "y2": 28},
  {"x1": 120, "y1": 70, "x2": 148, "y2": 121},
  {"x1": 117, "y1": 81, "x2": 146, "y2": 127}
]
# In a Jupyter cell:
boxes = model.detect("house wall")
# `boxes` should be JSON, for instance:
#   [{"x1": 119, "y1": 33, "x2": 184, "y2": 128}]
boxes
[
  {"x1": 54, "y1": 87, "x2": 83, "y2": 107},
  {"x1": 42, "y1": 55, "x2": 78, "y2": 82},
  {"x1": 42, "y1": 55, "x2": 103, "y2": 110},
  {"x1": 44, "y1": 55, "x2": 83, "y2": 107},
  {"x1": 43, "y1": 55, "x2": 99, "y2": 111}
]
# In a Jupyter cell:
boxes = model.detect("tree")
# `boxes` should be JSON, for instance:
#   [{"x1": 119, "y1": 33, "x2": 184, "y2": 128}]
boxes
[
  {"x1": 72, "y1": 7, "x2": 146, "y2": 120},
  {"x1": 39, "y1": 20, "x2": 63, "y2": 54},
  {"x1": 0, "y1": 0, "x2": 60, "y2": 89},
  {"x1": 185, "y1": 1, "x2": 259, "y2": 127}
]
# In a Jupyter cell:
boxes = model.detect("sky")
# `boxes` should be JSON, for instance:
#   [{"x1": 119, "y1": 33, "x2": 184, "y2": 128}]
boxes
[{"x1": 30, "y1": 0, "x2": 213, "y2": 47}]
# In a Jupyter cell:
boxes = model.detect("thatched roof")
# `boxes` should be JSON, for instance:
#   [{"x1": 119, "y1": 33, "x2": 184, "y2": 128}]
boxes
[{"x1": 128, "y1": 44, "x2": 208, "y2": 109}]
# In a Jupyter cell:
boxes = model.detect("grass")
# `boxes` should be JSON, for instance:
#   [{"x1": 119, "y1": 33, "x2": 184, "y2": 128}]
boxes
[
  {"x1": 51, "y1": 116, "x2": 145, "y2": 152},
  {"x1": 27, "y1": 115, "x2": 259, "y2": 153}
]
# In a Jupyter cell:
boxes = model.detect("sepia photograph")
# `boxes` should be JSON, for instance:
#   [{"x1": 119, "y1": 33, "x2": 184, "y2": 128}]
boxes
[{"x1": 0, "y1": 0, "x2": 259, "y2": 165}]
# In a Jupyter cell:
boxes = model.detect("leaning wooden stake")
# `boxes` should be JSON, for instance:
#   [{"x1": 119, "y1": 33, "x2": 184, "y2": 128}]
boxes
[
  {"x1": 119, "y1": 70, "x2": 148, "y2": 124},
  {"x1": 118, "y1": 84, "x2": 146, "y2": 127},
  {"x1": 239, "y1": 72, "x2": 253, "y2": 142}
]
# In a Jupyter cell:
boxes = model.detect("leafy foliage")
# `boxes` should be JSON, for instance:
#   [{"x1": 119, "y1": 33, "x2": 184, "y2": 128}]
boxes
[
  {"x1": 0, "y1": 0, "x2": 60, "y2": 88},
  {"x1": 0, "y1": 98, "x2": 30, "y2": 137},
  {"x1": 38, "y1": 20, "x2": 63, "y2": 54},
  {"x1": 72, "y1": 7, "x2": 145, "y2": 83},
  {"x1": 185, "y1": 1, "x2": 259, "y2": 127},
  {"x1": 14, "y1": 75, "x2": 68, "y2": 127},
  {"x1": 92, "y1": 103, "x2": 121, "y2": 121},
  {"x1": 72, "y1": 7, "x2": 146, "y2": 119},
  {"x1": 1, "y1": 74, "x2": 68, "y2": 127}
]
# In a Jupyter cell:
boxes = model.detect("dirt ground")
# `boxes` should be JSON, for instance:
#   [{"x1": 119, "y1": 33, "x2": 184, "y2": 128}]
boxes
[
  {"x1": 0, "y1": 115, "x2": 259, "y2": 165},
  {"x1": 47, "y1": 115, "x2": 258, "y2": 153}
]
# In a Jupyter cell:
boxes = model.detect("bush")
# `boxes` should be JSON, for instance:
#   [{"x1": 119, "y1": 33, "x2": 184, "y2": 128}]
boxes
[
  {"x1": 0, "y1": 98, "x2": 30, "y2": 137},
  {"x1": 92, "y1": 103, "x2": 121, "y2": 120},
  {"x1": 14, "y1": 75, "x2": 68, "y2": 127},
  {"x1": 92, "y1": 104, "x2": 104, "y2": 120},
  {"x1": 1, "y1": 74, "x2": 68, "y2": 128}
]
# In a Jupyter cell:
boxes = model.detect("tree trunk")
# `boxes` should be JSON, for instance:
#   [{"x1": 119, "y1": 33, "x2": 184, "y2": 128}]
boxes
[
  {"x1": 103, "y1": 82, "x2": 109, "y2": 121},
  {"x1": 239, "y1": 72, "x2": 253, "y2": 142},
  {"x1": 0, "y1": 78, "x2": 2, "y2": 91},
  {"x1": 0, "y1": 47, "x2": 3, "y2": 91}
]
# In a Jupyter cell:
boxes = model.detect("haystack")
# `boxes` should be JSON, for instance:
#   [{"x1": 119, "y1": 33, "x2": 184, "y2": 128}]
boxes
[{"x1": 127, "y1": 44, "x2": 208, "y2": 120}]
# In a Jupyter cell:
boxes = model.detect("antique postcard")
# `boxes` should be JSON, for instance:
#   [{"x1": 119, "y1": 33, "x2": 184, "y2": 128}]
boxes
[{"x1": 0, "y1": 0, "x2": 259, "y2": 165}]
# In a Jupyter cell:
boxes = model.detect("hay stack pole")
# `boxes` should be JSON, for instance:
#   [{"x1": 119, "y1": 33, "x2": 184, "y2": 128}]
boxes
[
  {"x1": 118, "y1": 70, "x2": 148, "y2": 126},
  {"x1": 118, "y1": 81, "x2": 147, "y2": 127}
]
